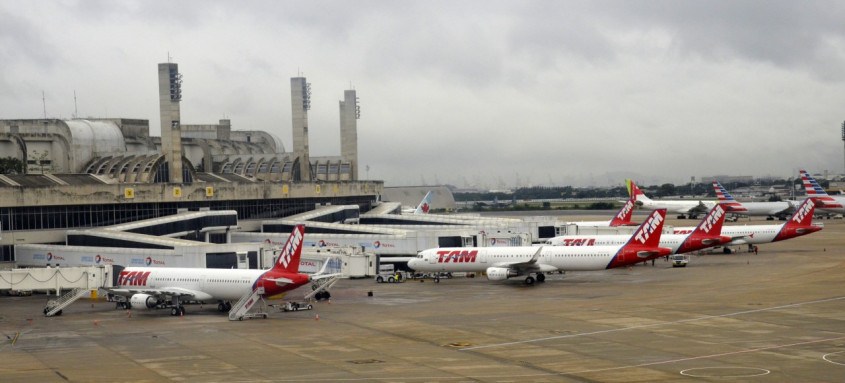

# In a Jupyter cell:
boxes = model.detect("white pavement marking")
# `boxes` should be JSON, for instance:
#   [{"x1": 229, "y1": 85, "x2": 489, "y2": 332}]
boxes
[{"x1": 461, "y1": 295, "x2": 845, "y2": 351}]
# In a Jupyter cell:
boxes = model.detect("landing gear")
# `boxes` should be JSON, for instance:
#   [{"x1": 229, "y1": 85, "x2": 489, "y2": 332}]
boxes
[
  {"x1": 536, "y1": 273, "x2": 546, "y2": 283},
  {"x1": 170, "y1": 306, "x2": 185, "y2": 316},
  {"x1": 524, "y1": 276, "x2": 535, "y2": 285},
  {"x1": 723, "y1": 247, "x2": 732, "y2": 254}
]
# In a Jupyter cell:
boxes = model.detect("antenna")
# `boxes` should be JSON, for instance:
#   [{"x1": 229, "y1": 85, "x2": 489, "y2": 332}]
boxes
[
  {"x1": 73, "y1": 90, "x2": 78, "y2": 119},
  {"x1": 42, "y1": 91, "x2": 47, "y2": 119},
  {"x1": 167, "y1": 51, "x2": 172, "y2": 63}
]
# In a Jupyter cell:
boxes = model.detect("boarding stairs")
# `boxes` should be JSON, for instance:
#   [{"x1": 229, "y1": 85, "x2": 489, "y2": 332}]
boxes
[
  {"x1": 44, "y1": 288, "x2": 89, "y2": 317},
  {"x1": 228, "y1": 287, "x2": 268, "y2": 321},
  {"x1": 303, "y1": 275, "x2": 341, "y2": 300}
]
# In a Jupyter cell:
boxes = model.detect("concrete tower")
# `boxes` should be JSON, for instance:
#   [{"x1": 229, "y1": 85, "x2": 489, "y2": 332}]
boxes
[
  {"x1": 291, "y1": 77, "x2": 311, "y2": 181},
  {"x1": 158, "y1": 63, "x2": 183, "y2": 183},
  {"x1": 339, "y1": 89, "x2": 360, "y2": 180}
]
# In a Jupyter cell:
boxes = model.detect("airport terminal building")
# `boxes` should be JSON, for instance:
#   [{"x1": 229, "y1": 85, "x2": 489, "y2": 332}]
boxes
[{"x1": 0, "y1": 63, "x2": 379, "y2": 264}]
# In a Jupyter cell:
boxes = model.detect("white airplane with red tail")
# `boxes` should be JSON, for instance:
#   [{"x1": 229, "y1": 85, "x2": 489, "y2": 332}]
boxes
[
  {"x1": 408, "y1": 209, "x2": 672, "y2": 285},
  {"x1": 545, "y1": 204, "x2": 731, "y2": 254},
  {"x1": 674, "y1": 197, "x2": 822, "y2": 253},
  {"x1": 108, "y1": 224, "x2": 339, "y2": 320}
]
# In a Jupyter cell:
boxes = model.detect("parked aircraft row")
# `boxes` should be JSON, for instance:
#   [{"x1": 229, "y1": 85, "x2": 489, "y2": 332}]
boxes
[{"x1": 409, "y1": 192, "x2": 823, "y2": 284}]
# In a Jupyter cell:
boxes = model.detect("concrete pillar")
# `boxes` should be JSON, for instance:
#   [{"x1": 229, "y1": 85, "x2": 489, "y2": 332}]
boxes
[
  {"x1": 158, "y1": 63, "x2": 183, "y2": 183},
  {"x1": 339, "y1": 89, "x2": 359, "y2": 180},
  {"x1": 291, "y1": 77, "x2": 311, "y2": 181}
]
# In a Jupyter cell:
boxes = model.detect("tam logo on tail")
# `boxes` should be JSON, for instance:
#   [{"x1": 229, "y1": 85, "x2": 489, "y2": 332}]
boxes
[
  {"x1": 633, "y1": 211, "x2": 664, "y2": 245},
  {"x1": 699, "y1": 205, "x2": 725, "y2": 234},
  {"x1": 792, "y1": 199, "x2": 814, "y2": 224},
  {"x1": 616, "y1": 200, "x2": 634, "y2": 220},
  {"x1": 277, "y1": 225, "x2": 304, "y2": 269}
]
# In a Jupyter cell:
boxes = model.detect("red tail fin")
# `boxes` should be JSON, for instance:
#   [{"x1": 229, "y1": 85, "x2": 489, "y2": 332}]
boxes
[
  {"x1": 788, "y1": 198, "x2": 816, "y2": 227},
  {"x1": 609, "y1": 196, "x2": 636, "y2": 226},
  {"x1": 691, "y1": 204, "x2": 727, "y2": 237},
  {"x1": 271, "y1": 224, "x2": 305, "y2": 273},
  {"x1": 626, "y1": 209, "x2": 666, "y2": 247}
]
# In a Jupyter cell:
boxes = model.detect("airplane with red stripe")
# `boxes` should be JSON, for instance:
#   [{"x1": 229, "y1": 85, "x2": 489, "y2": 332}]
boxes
[
  {"x1": 800, "y1": 169, "x2": 845, "y2": 214},
  {"x1": 108, "y1": 225, "x2": 337, "y2": 316},
  {"x1": 712, "y1": 180, "x2": 794, "y2": 220},
  {"x1": 407, "y1": 209, "x2": 672, "y2": 285},
  {"x1": 545, "y1": 204, "x2": 730, "y2": 254},
  {"x1": 673, "y1": 198, "x2": 822, "y2": 253}
]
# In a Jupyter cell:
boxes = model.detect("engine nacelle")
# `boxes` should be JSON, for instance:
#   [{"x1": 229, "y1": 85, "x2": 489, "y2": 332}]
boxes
[
  {"x1": 129, "y1": 294, "x2": 158, "y2": 309},
  {"x1": 486, "y1": 267, "x2": 517, "y2": 281}
]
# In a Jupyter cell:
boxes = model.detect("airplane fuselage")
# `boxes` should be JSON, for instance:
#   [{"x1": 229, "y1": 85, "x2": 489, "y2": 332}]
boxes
[
  {"x1": 409, "y1": 245, "x2": 653, "y2": 274},
  {"x1": 545, "y1": 233, "x2": 719, "y2": 254},
  {"x1": 117, "y1": 267, "x2": 306, "y2": 301}
]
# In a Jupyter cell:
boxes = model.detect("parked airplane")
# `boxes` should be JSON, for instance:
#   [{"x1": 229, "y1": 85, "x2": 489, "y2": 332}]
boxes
[
  {"x1": 800, "y1": 169, "x2": 845, "y2": 215},
  {"x1": 408, "y1": 209, "x2": 672, "y2": 285},
  {"x1": 712, "y1": 180, "x2": 794, "y2": 220},
  {"x1": 545, "y1": 204, "x2": 730, "y2": 254},
  {"x1": 561, "y1": 191, "x2": 639, "y2": 227},
  {"x1": 402, "y1": 191, "x2": 434, "y2": 214},
  {"x1": 108, "y1": 225, "x2": 338, "y2": 317},
  {"x1": 673, "y1": 197, "x2": 822, "y2": 253},
  {"x1": 627, "y1": 179, "x2": 715, "y2": 219}
]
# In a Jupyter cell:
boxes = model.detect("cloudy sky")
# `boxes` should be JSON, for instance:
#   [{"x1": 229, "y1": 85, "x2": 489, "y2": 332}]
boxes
[{"x1": 2, "y1": 1, "x2": 845, "y2": 188}]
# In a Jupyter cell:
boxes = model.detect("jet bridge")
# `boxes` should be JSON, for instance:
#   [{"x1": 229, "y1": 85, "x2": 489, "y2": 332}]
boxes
[{"x1": 0, "y1": 265, "x2": 113, "y2": 316}]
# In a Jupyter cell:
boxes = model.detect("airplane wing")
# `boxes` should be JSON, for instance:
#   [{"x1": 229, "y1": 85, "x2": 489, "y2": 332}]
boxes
[
  {"x1": 107, "y1": 287, "x2": 213, "y2": 301},
  {"x1": 491, "y1": 246, "x2": 558, "y2": 274}
]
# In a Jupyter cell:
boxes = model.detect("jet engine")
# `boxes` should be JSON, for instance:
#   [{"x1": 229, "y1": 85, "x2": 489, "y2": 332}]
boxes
[
  {"x1": 129, "y1": 294, "x2": 159, "y2": 309},
  {"x1": 486, "y1": 267, "x2": 517, "y2": 281}
]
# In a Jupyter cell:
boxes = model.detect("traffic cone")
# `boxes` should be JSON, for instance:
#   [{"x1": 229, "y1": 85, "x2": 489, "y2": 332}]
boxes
[
  {"x1": 127, "y1": 309, "x2": 132, "y2": 318},
  {"x1": 94, "y1": 320, "x2": 99, "y2": 326},
  {"x1": 315, "y1": 314, "x2": 320, "y2": 321}
]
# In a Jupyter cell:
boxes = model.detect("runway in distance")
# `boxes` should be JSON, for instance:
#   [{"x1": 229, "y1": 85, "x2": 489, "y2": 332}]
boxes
[
  {"x1": 673, "y1": 197, "x2": 822, "y2": 253},
  {"x1": 545, "y1": 204, "x2": 731, "y2": 255},
  {"x1": 107, "y1": 225, "x2": 339, "y2": 317},
  {"x1": 408, "y1": 209, "x2": 672, "y2": 285},
  {"x1": 800, "y1": 169, "x2": 845, "y2": 215},
  {"x1": 712, "y1": 180, "x2": 794, "y2": 220},
  {"x1": 627, "y1": 179, "x2": 715, "y2": 219}
]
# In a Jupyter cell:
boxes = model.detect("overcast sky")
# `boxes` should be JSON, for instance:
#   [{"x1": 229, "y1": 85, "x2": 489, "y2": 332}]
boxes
[{"x1": 2, "y1": 1, "x2": 845, "y2": 188}]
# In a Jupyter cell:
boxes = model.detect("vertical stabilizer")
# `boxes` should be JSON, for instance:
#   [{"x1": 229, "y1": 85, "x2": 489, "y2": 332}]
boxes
[{"x1": 271, "y1": 225, "x2": 305, "y2": 273}]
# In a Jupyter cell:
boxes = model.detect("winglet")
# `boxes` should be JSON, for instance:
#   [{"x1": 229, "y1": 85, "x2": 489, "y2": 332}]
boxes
[
  {"x1": 626, "y1": 209, "x2": 666, "y2": 247},
  {"x1": 271, "y1": 224, "x2": 305, "y2": 273}
]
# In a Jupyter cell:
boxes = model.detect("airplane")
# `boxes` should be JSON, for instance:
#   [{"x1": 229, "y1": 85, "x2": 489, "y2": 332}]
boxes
[
  {"x1": 673, "y1": 197, "x2": 822, "y2": 253},
  {"x1": 799, "y1": 169, "x2": 845, "y2": 215},
  {"x1": 627, "y1": 179, "x2": 715, "y2": 219},
  {"x1": 561, "y1": 191, "x2": 639, "y2": 227},
  {"x1": 107, "y1": 224, "x2": 340, "y2": 317},
  {"x1": 401, "y1": 191, "x2": 433, "y2": 214},
  {"x1": 545, "y1": 204, "x2": 731, "y2": 255},
  {"x1": 407, "y1": 209, "x2": 672, "y2": 285},
  {"x1": 712, "y1": 180, "x2": 794, "y2": 220}
]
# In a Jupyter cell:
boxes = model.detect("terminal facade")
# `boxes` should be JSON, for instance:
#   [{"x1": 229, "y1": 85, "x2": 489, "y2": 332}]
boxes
[{"x1": 0, "y1": 62, "x2": 377, "y2": 264}]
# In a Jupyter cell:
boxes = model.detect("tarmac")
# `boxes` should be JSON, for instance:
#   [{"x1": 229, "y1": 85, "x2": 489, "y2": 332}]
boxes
[{"x1": 1, "y1": 215, "x2": 844, "y2": 382}]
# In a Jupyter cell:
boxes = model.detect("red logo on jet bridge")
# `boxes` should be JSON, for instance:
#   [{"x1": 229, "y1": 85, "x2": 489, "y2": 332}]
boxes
[
  {"x1": 699, "y1": 205, "x2": 725, "y2": 234},
  {"x1": 792, "y1": 199, "x2": 814, "y2": 223},
  {"x1": 118, "y1": 271, "x2": 151, "y2": 286},
  {"x1": 633, "y1": 213, "x2": 663, "y2": 244},
  {"x1": 616, "y1": 200, "x2": 634, "y2": 220},
  {"x1": 436, "y1": 250, "x2": 478, "y2": 263},
  {"x1": 557, "y1": 238, "x2": 596, "y2": 246}
]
